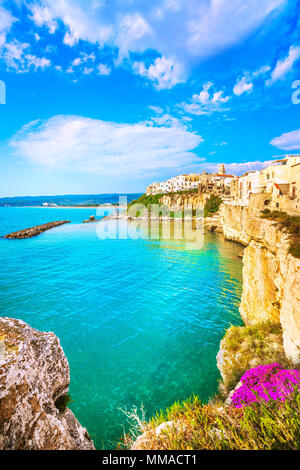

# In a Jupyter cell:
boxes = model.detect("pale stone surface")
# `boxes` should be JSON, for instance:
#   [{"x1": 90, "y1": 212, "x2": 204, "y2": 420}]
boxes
[
  {"x1": 160, "y1": 193, "x2": 205, "y2": 211},
  {"x1": 131, "y1": 431, "x2": 154, "y2": 450},
  {"x1": 0, "y1": 317, "x2": 95, "y2": 450},
  {"x1": 131, "y1": 420, "x2": 186, "y2": 450}
]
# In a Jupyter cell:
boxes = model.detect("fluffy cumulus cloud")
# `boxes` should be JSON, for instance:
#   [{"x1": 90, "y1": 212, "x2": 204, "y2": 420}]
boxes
[
  {"x1": 10, "y1": 115, "x2": 203, "y2": 176},
  {"x1": 270, "y1": 129, "x2": 300, "y2": 150},
  {"x1": 233, "y1": 65, "x2": 271, "y2": 95},
  {"x1": 0, "y1": 3, "x2": 51, "y2": 72},
  {"x1": 0, "y1": 5, "x2": 16, "y2": 35},
  {"x1": 233, "y1": 76, "x2": 253, "y2": 96},
  {"x1": 23, "y1": 0, "x2": 285, "y2": 85},
  {"x1": 97, "y1": 63, "x2": 111, "y2": 76},
  {"x1": 180, "y1": 82, "x2": 230, "y2": 115},
  {"x1": 266, "y1": 46, "x2": 300, "y2": 86},
  {"x1": 0, "y1": 39, "x2": 51, "y2": 72},
  {"x1": 133, "y1": 56, "x2": 185, "y2": 89}
]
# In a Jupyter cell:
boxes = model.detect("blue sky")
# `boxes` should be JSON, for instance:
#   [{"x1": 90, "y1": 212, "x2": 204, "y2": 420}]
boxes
[{"x1": 0, "y1": 0, "x2": 300, "y2": 196}]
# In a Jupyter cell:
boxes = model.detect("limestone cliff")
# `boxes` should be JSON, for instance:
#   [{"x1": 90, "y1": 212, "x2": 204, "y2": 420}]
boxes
[
  {"x1": 160, "y1": 192, "x2": 205, "y2": 210},
  {"x1": 220, "y1": 201, "x2": 300, "y2": 364},
  {"x1": 0, "y1": 317, "x2": 95, "y2": 450}
]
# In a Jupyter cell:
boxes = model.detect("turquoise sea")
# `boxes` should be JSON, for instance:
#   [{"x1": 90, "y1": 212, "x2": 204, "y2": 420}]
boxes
[{"x1": 0, "y1": 207, "x2": 243, "y2": 449}]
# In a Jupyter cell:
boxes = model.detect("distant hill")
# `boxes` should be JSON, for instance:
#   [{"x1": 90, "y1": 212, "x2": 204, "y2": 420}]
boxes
[{"x1": 0, "y1": 193, "x2": 143, "y2": 207}]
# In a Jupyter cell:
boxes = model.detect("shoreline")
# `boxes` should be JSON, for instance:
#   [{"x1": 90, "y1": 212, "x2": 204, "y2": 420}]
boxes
[{"x1": 0, "y1": 204, "x2": 124, "y2": 209}]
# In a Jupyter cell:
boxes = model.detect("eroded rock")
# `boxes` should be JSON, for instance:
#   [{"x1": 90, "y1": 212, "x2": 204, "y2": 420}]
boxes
[
  {"x1": 221, "y1": 202, "x2": 300, "y2": 364},
  {"x1": 0, "y1": 317, "x2": 95, "y2": 450}
]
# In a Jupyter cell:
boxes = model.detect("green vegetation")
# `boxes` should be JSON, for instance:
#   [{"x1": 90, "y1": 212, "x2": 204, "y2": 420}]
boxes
[
  {"x1": 260, "y1": 210, "x2": 300, "y2": 258},
  {"x1": 119, "y1": 319, "x2": 300, "y2": 450},
  {"x1": 127, "y1": 193, "x2": 165, "y2": 210},
  {"x1": 127, "y1": 192, "x2": 199, "y2": 218},
  {"x1": 219, "y1": 321, "x2": 291, "y2": 394},
  {"x1": 204, "y1": 195, "x2": 223, "y2": 217},
  {"x1": 124, "y1": 392, "x2": 300, "y2": 450},
  {"x1": 54, "y1": 393, "x2": 72, "y2": 413}
]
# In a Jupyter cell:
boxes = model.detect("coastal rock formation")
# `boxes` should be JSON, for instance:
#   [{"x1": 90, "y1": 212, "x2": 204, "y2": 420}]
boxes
[
  {"x1": 3, "y1": 221, "x2": 70, "y2": 239},
  {"x1": 82, "y1": 215, "x2": 99, "y2": 223},
  {"x1": 0, "y1": 317, "x2": 95, "y2": 450},
  {"x1": 160, "y1": 192, "x2": 205, "y2": 211},
  {"x1": 220, "y1": 200, "x2": 300, "y2": 364},
  {"x1": 216, "y1": 322, "x2": 287, "y2": 393},
  {"x1": 204, "y1": 214, "x2": 223, "y2": 232}
]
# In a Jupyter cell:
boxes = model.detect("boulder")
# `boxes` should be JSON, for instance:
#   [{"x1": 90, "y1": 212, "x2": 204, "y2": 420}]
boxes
[{"x1": 0, "y1": 317, "x2": 95, "y2": 450}]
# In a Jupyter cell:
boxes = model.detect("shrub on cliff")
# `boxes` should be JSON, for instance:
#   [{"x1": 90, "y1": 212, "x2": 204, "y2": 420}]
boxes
[
  {"x1": 122, "y1": 388, "x2": 300, "y2": 450},
  {"x1": 128, "y1": 193, "x2": 164, "y2": 210},
  {"x1": 260, "y1": 210, "x2": 300, "y2": 259},
  {"x1": 217, "y1": 321, "x2": 291, "y2": 395},
  {"x1": 204, "y1": 195, "x2": 223, "y2": 217}
]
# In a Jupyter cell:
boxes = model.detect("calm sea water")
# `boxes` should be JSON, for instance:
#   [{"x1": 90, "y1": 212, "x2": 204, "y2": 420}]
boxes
[{"x1": 0, "y1": 207, "x2": 243, "y2": 449}]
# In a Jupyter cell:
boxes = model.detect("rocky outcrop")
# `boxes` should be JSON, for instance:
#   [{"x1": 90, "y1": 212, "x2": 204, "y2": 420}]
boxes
[
  {"x1": 204, "y1": 214, "x2": 223, "y2": 232},
  {"x1": 216, "y1": 322, "x2": 287, "y2": 394},
  {"x1": 0, "y1": 317, "x2": 95, "y2": 450},
  {"x1": 220, "y1": 201, "x2": 300, "y2": 364},
  {"x1": 82, "y1": 215, "x2": 99, "y2": 223},
  {"x1": 160, "y1": 192, "x2": 205, "y2": 211},
  {"x1": 3, "y1": 221, "x2": 70, "y2": 239}
]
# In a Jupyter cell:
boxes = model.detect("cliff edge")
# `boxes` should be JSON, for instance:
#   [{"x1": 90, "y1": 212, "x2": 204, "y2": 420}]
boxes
[
  {"x1": 221, "y1": 198, "x2": 300, "y2": 364},
  {"x1": 0, "y1": 317, "x2": 95, "y2": 450}
]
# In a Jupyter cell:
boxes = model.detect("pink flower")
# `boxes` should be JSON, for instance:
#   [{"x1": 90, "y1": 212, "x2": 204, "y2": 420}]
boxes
[{"x1": 231, "y1": 363, "x2": 300, "y2": 408}]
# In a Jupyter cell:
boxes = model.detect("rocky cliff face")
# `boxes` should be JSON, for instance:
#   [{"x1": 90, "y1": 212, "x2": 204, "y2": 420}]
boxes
[
  {"x1": 0, "y1": 317, "x2": 95, "y2": 450},
  {"x1": 160, "y1": 193, "x2": 205, "y2": 211},
  {"x1": 220, "y1": 202, "x2": 300, "y2": 364}
]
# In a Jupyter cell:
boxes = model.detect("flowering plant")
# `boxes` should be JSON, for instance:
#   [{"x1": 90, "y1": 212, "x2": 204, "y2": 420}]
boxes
[{"x1": 231, "y1": 363, "x2": 300, "y2": 409}]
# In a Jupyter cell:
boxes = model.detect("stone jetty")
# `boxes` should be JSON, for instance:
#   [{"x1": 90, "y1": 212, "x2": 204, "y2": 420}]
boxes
[{"x1": 3, "y1": 221, "x2": 70, "y2": 239}]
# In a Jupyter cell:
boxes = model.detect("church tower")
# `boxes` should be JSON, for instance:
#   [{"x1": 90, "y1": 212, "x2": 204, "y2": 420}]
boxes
[{"x1": 219, "y1": 164, "x2": 226, "y2": 175}]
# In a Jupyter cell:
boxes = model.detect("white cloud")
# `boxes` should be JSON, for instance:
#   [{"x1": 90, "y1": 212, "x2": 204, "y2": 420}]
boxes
[
  {"x1": 63, "y1": 31, "x2": 77, "y2": 46},
  {"x1": 29, "y1": 5, "x2": 57, "y2": 34},
  {"x1": 115, "y1": 13, "x2": 152, "y2": 64},
  {"x1": 266, "y1": 46, "x2": 300, "y2": 86},
  {"x1": 82, "y1": 66, "x2": 93, "y2": 75},
  {"x1": 72, "y1": 52, "x2": 95, "y2": 67},
  {"x1": 0, "y1": 39, "x2": 51, "y2": 72},
  {"x1": 148, "y1": 105, "x2": 163, "y2": 114},
  {"x1": 215, "y1": 141, "x2": 228, "y2": 146},
  {"x1": 0, "y1": 6, "x2": 16, "y2": 34},
  {"x1": 233, "y1": 76, "x2": 253, "y2": 96},
  {"x1": 270, "y1": 129, "x2": 300, "y2": 150},
  {"x1": 10, "y1": 115, "x2": 203, "y2": 176},
  {"x1": 180, "y1": 82, "x2": 230, "y2": 115},
  {"x1": 26, "y1": 0, "x2": 285, "y2": 86},
  {"x1": 25, "y1": 54, "x2": 51, "y2": 70},
  {"x1": 252, "y1": 65, "x2": 271, "y2": 77},
  {"x1": 98, "y1": 63, "x2": 111, "y2": 76},
  {"x1": 29, "y1": 1, "x2": 112, "y2": 46},
  {"x1": 133, "y1": 56, "x2": 185, "y2": 89},
  {"x1": 233, "y1": 65, "x2": 271, "y2": 95},
  {"x1": 187, "y1": 0, "x2": 284, "y2": 59}
]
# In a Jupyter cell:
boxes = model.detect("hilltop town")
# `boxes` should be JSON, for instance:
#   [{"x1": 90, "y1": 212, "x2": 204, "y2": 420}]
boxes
[{"x1": 146, "y1": 155, "x2": 300, "y2": 215}]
